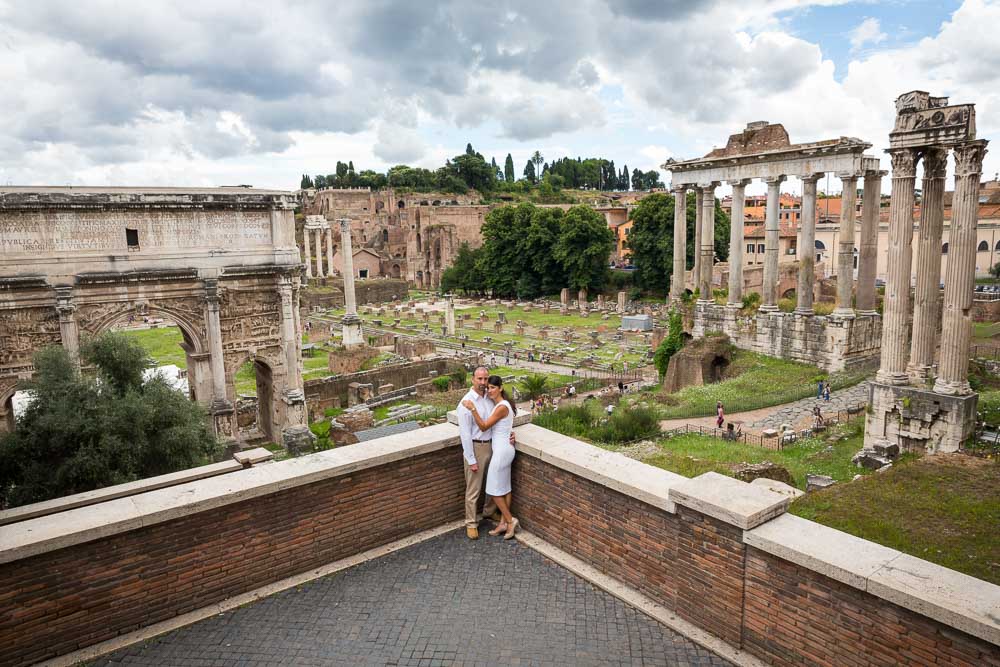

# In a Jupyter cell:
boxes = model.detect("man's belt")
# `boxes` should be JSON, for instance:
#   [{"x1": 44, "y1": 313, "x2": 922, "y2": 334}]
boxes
[{"x1": 472, "y1": 439, "x2": 491, "y2": 444}]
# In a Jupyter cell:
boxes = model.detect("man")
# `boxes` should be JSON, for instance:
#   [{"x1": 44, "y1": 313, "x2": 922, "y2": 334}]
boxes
[{"x1": 458, "y1": 366, "x2": 501, "y2": 539}]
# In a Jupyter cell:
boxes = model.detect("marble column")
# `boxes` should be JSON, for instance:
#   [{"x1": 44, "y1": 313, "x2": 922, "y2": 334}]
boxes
[
  {"x1": 760, "y1": 176, "x2": 785, "y2": 311},
  {"x1": 693, "y1": 188, "x2": 703, "y2": 292},
  {"x1": 54, "y1": 286, "x2": 80, "y2": 367},
  {"x1": 313, "y1": 227, "x2": 324, "y2": 277},
  {"x1": 796, "y1": 174, "x2": 822, "y2": 315},
  {"x1": 203, "y1": 279, "x2": 234, "y2": 443},
  {"x1": 339, "y1": 218, "x2": 365, "y2": 347},
  {"x1": 445, "y1": 293, "x2": 456, "y2": 335},
  {"x1": 833, "y1": 172, "x2": 859, "y2": 317},
  {"x1": 856, "y1": 170, "x2": 885, "y2": 315},
  {"x1": 726, "y1": 180, "x2": 749, "y2": 307},
  {"x1": 325, "y1": 225, "x2": 335, "y2": 278},
  {"x1": 875, "y1": 149, "x2": 919, "y2": 386},
  {"x1": 907, "y1": 149, "x2": 948, "y2": 383},
  {"x1": 670, "y1": 185, "x2": 687, "y2": 302},
  {"x1": 303, "y1": 224, "x2": 313, "y2": 279},
  {"x1": 278, "y1": 277, "x2": 302, "y2": 391},
  {"x1": 698, "y1": 183, "x2": 716, "y2": 303},
  {"x1": 934, "y1": 140, "x2": 989, "y2": 396}
]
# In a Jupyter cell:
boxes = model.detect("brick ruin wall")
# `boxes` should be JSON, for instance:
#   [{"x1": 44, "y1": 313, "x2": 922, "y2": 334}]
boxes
[
  {"x1": 304, "y1": 357, "x2": 460, "y2": 414},
  {"x1": 512, "y1": 454, "x2": 999, "y2": 667},
  {"x1": 694, "y1": 304, "x2": 881, "y2": 372},
  {"x1": 299, "y1": 278, "x2": 408, "y2": 312},
  {"x1": 0, "y1": 447, "x2": 463, "y2": 666}
]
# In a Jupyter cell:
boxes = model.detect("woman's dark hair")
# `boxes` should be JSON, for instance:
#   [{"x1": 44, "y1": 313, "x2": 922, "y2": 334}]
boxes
[{"x1": 487, "y1": 375, "x2": 517, "y2": 415}]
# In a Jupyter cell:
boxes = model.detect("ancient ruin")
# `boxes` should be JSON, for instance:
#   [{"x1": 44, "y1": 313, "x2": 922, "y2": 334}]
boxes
[
  {"x1": 0, "y1": 187, "x2": 312, "y2": 450},
  {"x1": 864, "y1": 91, "x2": 987, "y2": 454},
  {"x1": 665, "y1": 121, "x2": 884, "y2": 371}
]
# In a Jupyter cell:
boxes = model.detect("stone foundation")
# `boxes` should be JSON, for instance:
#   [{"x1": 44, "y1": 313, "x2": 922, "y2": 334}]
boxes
[
  {"x1": 864, "y1": 382, "x2": 978, "y2": 454},
  {"x1": 694, "y1": 303, "x2": 881, "y2": 372}
]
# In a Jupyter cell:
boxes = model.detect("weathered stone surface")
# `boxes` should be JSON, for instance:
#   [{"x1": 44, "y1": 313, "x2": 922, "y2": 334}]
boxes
[
  {"x1": 851, "y1": 449, "x2": 893, "y2": 470},
  {"x1": 337, "y1": 408, "x2": 374, "y2": 432},
  {"x1": 661, "y1": 335, "x2": 732, "y2": 394},
  {"x1": 805, "y1": 474, "x2": 836, "y2": 492},
  {"x1": 749, "y1": 477, "x2": 804, "y2": 500}
]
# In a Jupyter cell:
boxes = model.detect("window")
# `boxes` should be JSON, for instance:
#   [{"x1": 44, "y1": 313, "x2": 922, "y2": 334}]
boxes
[
  {"x1": 996, "y1": 240, "x2": 1000, "y2": 252},
  {"x1": 382, "y1": 229, "x2": 389, "y2": 242},
  {"x1": 977, "y1": 240, "x2": 989, "y2": 252},
  {"x1": 125, "y1": 228, "x2": 140, "y2": 250},
  {"x1": 815, "y1": 240, "x2": 826, "y2": 250},
  {"x1": 359, "y1": 269, "x2": 369, "y2": 279},
  {"x1": 746, "y1": 243, "x2": 754, "y2": 254},
  {"x1": 624, "y1": 228, "x2": 630, "y2": 236},
  {"x1": 757, "y1": 244, "x2": 765, "y2": 254},
  {"x1": 942, "y1": 242, "x2": 949, "y2": 254}
]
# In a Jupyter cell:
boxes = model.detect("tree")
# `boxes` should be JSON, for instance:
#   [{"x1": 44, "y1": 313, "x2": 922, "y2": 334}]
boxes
[
  {"x1": 531, "y1": 150, "x2": 544, "y2": 175},
  {"x1": 517, "y1": 374, "x2": 550, "y2": 401},
  {"x1": 631, "y1": 168, "x2": 644, "y2": 191},
  {"x1": 0, "y1": 333, "x2": 222, "y2": 508},
  {"x1": 654, "y1": 309, "x2": 685, "y2": 380},
  {"x1": 478, "y1": 204, "x2": 534, "y2": 296},
  {"x1": 523, "y1": 160, "x2": 537, "y2": 184},
  {"x1": 300, "y1": 174, "x2": 314, "y2": 189},
  {"x1": 466, "y1": 143, "x2": 475, "y2": 156},
  {"x1": 553, "y1": 205, "x2": 615, "y2": 292},
  {"x1": 504, "y1": 153, "x2": 515, "y2": 183},
  {"x1": 313, "y1": 174, "x2": 327, "y2": 189},
  {"x1": 991, "y1": 262, "x2": 1000, "y2": 279},
  {"x1": 491, "y1": 157, "x2": 502, "y2": 181},
  {"x1": 445, "y1": 150, "x2": 496, "y2": 191},
  {"x1": 440, "y1": 242, "x2": 484, "y2": 294},
  {"x1": 625, "y1": 192, "x2": 676, "y2": 291},
  {"x1": 620, "y1": 165, "x2": 629, "y2": 190}
]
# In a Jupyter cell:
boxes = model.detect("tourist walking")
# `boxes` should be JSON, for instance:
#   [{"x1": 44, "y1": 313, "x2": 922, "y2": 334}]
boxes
[
  {"x1": 823, "y1": 380, "x2": 831, "y2": 402},
  {"x1": 716, "y1": 402, "x2": 725, "y2": 429},
  {"x1": 817, "y1": 379, "x2": 824, "y2": 399},
  {"x1": 457, "y1": 367, "x2": 498, "y2": 540},
  {"x1": 462, "y1": 376, "x2": 519, "y2": 540}
]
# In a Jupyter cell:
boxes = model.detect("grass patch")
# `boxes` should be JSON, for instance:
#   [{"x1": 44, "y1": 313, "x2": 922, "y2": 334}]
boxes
[
  {"x1": 656, "y1": 349, "x2": 867, "y2": 419},
  {"x1": 973, "y1": 321, "x2": 1000, "y2": 341},
  {"x1": 790, "y1": 455, "x2": 1000, "y2": 585},
  {"x1": 641, "y1": 418, "x2": 873, "y2": 489},
  {"x1": 118, "y1": 327, "x2": 187, "y2": 368}
]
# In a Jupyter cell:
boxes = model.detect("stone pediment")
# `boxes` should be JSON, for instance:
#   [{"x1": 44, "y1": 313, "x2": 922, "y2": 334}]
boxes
[
  {"x1": 705, "y1": 122, "x2": 791, "y2": 158},
  {"x1": 889, "y1": 91, "x2": 976, "y2": 149}
]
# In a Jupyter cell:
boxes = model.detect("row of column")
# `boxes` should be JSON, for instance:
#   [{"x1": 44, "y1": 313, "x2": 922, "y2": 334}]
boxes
[
  {"x1": 876, "y1": 140, "x2": 988, "y2": 394},
  {"x1": 669, "y1": 170, "x2": 885, "y2": 318},
  {"x1": 302, "y1": 216, "x2": 336, "y2": 280}
]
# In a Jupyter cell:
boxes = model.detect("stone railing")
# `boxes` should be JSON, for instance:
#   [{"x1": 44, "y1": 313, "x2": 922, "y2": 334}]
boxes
[{"x1": 0, "y1": 422, "x2": 996, "y2": 666}]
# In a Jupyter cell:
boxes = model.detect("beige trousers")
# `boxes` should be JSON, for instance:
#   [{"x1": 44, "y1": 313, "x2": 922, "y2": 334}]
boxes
[{"x1": 464, "y1": 440, "x2": 498, "y2": 527}]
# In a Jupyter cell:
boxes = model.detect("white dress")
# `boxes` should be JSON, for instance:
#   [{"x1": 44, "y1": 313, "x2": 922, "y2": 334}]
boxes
[{"x1": 485, "y1": 400, "x2": 515, "y2": 497}]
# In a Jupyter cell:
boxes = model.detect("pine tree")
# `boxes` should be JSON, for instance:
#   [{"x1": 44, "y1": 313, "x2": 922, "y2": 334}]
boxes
[
  {"x1": 621, "y1": 165, "x2": 629, "y2": 190},
  {"x1": 524, "y1": 160, "x2": 537, "y2": 184},
  {"x1": 504, "y1": 154, "x2": 515, "y2": 183},
  {"x1": 466, "y1": 143, "x2": 475, "y2": 156}
]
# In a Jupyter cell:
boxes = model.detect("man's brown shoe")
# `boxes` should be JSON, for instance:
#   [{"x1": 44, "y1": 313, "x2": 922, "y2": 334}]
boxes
[{"x1": 466, "y1": 526, "x2": 479, "y2": 540}]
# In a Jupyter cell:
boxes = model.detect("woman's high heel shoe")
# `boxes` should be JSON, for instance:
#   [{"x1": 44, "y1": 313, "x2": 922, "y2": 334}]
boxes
[
  {"x1": 488, "y1": 522, "x2": 508, "y2": 536},
  {"x1": 503, "y1": 518, "x2": 519, "y2": 540}
]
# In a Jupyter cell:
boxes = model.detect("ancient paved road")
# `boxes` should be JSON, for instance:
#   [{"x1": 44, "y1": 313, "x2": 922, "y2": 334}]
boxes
[{"x1": 93, "y1": 530, "x2": 731, "y2": 667}]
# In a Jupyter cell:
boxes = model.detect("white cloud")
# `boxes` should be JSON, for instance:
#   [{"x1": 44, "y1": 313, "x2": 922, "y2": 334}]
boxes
[{"x1": 849, "y1": 17, "x2": 887, "y2": 53}]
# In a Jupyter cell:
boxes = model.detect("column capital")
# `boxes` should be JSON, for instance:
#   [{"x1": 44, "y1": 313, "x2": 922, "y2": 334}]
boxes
[
  {"x1": 864, "y1": 169, "x2": 888, "y2": 179},
  {"x1": 670, "y1": 183, "x2": 687, "y2": 194},
  {"x1": 836, "y1": 171, "x2": 861, "y2": 182},
  {"x1": 54, "y1": 286, "x2": 75, "y2": 317},
  {"x1": 697, "y1": 181, "x2": 718, "y2": 192},
  {"x1": 727, "y1": 178, "x2": 751, "y2": 188},
  {"x1": 763, "y1": 175, "x2": 786, "y2": 187},
  {"x1": 799, "y1": 172, "x2": 824, "y2": 185},
  {"x1": 887, "y1": 148, "x2": 919, "y2": 178},
  {"x1": 337, "y1": 217, "x2": 352, "y2": 233},
  {"x1": 952, "y1": 140, "x2": 989, "y2": 178},
  {"x1": 922, "y1": 147, "x2": 949, "y2": 179},
  {"x1": 203, "y1": 278, "x2": 222, "y2": 305}
]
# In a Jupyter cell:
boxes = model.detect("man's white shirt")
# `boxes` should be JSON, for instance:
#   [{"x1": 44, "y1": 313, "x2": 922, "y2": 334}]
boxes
[{"x1": 458, "y1": 388, "x2": 495, "y2": 465}]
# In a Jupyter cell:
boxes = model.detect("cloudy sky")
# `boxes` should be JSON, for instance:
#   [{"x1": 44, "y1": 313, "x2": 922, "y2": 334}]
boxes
[{"x1": 1, "y1": 0, "x2": 998, "y2": 196}]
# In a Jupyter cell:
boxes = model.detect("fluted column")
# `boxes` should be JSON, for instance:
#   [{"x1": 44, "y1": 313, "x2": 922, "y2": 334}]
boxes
[
  {"x1": 698, "y1": 182, "x2": 716, "y2": 303},
  {"x1": 833, "y1": 172, "x2": 859, "y2": 317},
  {"x1": 856, "y1": 170, "x2": 885, "y2": 315},
  {"x1": 875, "y1": 149, "x2": 918, "y2": 385},
  {"x1": 796, "y1": 174, "x2": 822, "y2": 315},
  {"x1": 761, "y1": 176, "x2": 785, "y2": 311},
  {"x1": 726, "y1": 179, "x2": 750, "y2": 307},
  {"x1": 693, "y1": 188, "x2": 703, "y2": 292},
  {"x1": 907, "y1": 149, "x2": 948, "y2": 383},
  {"x1": 313, "y1": 228, "x2": 324, "y2": 277},
  {"x1": 934, "y1": 140, "x2": 988, "y2": 395},
  {"x1": 278, "y1": 277, "x2": 302, "y2": 391},
  {"x1": 303, "y1": 223, "x2": 313, "y2": 279},
  {"x1": 325, "y1": 225, "x2": 335, "y2": 278},
  {"x1": 54, "y1": 286, "x2": 80, "y2": 368},
  {"x1": 204, "y1": 279, "x2": 231, "y2": 410},
  {"x1": 670, "y1": 185, "x2": 688, "y2": 302}
]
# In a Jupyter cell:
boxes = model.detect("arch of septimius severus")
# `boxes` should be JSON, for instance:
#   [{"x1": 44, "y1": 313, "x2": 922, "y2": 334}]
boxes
[
  {"x1": 0, "y1": 187, "x2": 312, "y2": 450},
  {"x1": 665, "y1": 122, "x2": 884, "y2": 371}
]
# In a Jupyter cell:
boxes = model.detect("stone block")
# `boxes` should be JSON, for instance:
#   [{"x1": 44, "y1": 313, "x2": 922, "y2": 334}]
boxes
[
  {"x1": 805, "y1": 474, "x2": 836, "y2": 492},
  {"x1": 733, "y1": 462, "x2": 795, "y2": 487},
  {"x1": 749, "y1": 477, "x2": 804, "y2": 500}
]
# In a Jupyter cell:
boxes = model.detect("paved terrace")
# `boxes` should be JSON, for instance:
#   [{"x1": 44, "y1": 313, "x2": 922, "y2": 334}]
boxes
[
  {"x1": 1, "y1": 417, "x2": 998, "y2": 666},
  {"x1": 93, "y1": 530, "x2": 730, "y2": 666}
]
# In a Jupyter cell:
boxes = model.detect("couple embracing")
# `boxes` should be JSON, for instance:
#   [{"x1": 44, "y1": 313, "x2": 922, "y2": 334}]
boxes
[{"x1": 458, "y1": 366, "x2": 519, "y2": 540}]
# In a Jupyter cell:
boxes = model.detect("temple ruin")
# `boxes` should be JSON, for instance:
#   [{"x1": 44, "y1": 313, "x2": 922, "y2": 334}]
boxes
[
  {"x1": 0, "y1": 187, "x2": 312, "y2": 450},
  {"x1": 664, "y1": 122, "x2": 884, "y2": 371}
]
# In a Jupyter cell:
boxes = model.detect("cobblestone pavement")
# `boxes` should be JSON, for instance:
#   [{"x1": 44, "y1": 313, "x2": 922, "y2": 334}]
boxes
[
  {"x1": 93, "y1": 529, "x2": 732, "y2": 667},
  {"x1": 746, "y1": 381, "x2": 871, "y2": 431}
]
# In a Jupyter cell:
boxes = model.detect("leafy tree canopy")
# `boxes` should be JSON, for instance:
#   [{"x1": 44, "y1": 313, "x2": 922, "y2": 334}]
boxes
[{"x1": 0, "y1": 333, "x2": 222, "y2": 508}]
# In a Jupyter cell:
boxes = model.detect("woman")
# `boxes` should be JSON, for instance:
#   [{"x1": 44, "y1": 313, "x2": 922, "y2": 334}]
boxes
[
  {"x1": 716, "y1": 402, "x2": 725, "y2": 429},
  {"x1": 461, "y1": 375, "x2": 518, "y2": 539}
]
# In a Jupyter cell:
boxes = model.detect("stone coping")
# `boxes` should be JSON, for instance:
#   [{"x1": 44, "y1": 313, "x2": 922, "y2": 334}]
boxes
[
  {"x1": 0, "y1": 423, "x2": 459, "y2": 566},
  {"x1": 668, "y1": 471, "x2": 789, "y2": 530},
  {"x1": 0, "y1": 459, "x2": 244, "y2": 527},
  {"x1": 513, "y1": 424, "x2": 687, "y2": 514},
  {"x1": 746, "y1": 513, "x2": 1000, "y2": 646}
]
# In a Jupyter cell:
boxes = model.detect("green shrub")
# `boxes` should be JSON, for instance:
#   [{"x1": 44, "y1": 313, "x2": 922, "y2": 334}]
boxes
[
  {"x1": 432, "y1": 376, "x2": 452, "y2": 392},
  {"x1": 741, "y1": 292, "x2": 761, "y2": 310},
  {"x1": 518, "y1": 374, "x2": 550, "y2": 400},
  {"x1": 653, "y1": 309, "x2": 685, "y2": 380},
  {"x1": 590, "y1": 406, "x2": 661, "y2": 444},
  {"x1": 324, "y1": 407, "x2": 344, "y2": 418},
  {"x1": 628, "y1": 286, "x2": 643, "y2": 301},
  {"x1": 777, "y1": 297, "x2": 796, "y2": 312},
  {"x1": 309, "y1": 420, "x2": 331, "y2": 438},
  {"x1": 449, "y1": 367, "x2": 468, "y2": 387}
]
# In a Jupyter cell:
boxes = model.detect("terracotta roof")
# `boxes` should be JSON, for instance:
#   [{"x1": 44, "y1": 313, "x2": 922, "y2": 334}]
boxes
[{"x1": 744, "y1": 223, "x2": 797, "y2": 239}]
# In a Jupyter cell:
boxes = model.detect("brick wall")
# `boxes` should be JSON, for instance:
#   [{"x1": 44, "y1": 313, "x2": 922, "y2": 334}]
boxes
[
  {"x1": 304, "y1": 357, "x2": 459, "y2": 412},
  {"x1": 0, "y1": 447, "x2": 464, "y2": 667},
  {"x1": 514, "y1": 454, "x2": 1000, "y2": 666}
]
